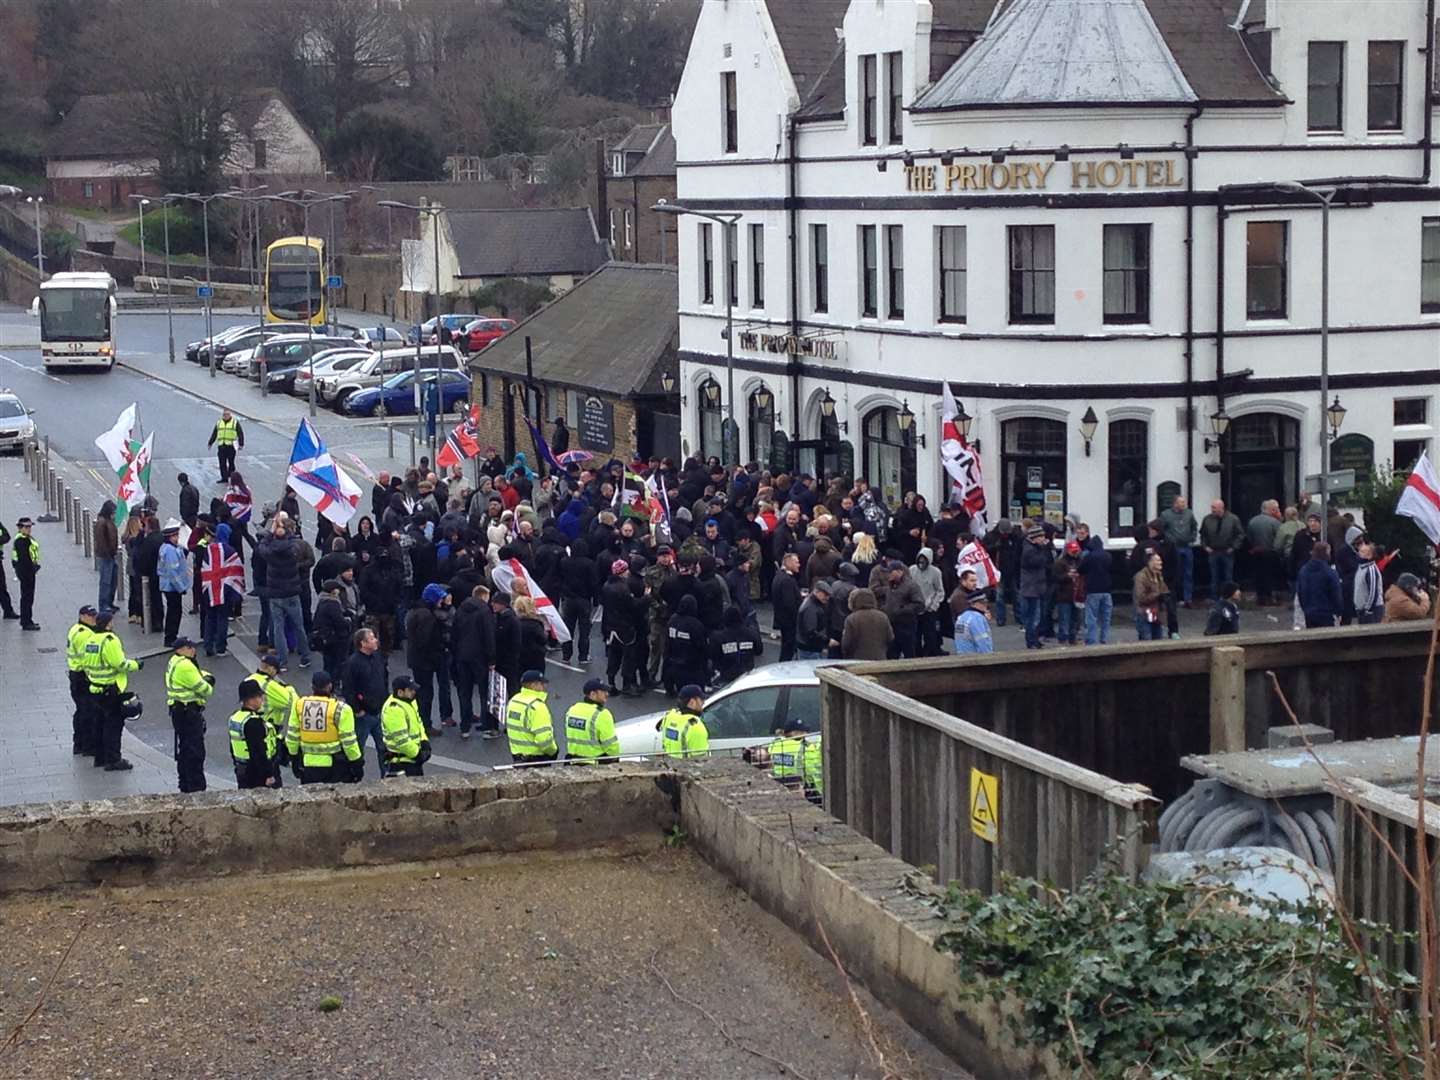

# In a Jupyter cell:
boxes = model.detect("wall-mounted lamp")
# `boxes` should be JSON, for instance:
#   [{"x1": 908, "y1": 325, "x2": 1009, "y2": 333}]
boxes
[
  {"x1": 939, "y1": 154, "x2": 955, "y2": 167},
  {"x1": 952, "y1": 399, "x2": 973, "y2": 442},
  {"x1": 1326, "y1": 395, "x2": 1347, "y2": 439},
  {"x1": 901, "y1": 151, "x2": 915, "y2": 168},
  {"x1": 1054, "y1": 145, "x2": 1070, "y2": 162},
  {"x1": 1079, "y1": 407, "x2": 1099, "y2": 456},
  {"x1": 898, "y1": 400, "x2": 926, "y2": 448},
  {"x1": 754, "y1": 386, "x2": 774, "y2": 412},
  {"x1": 990, "y1": 151, "x2": 1006, "y2": 165},
  {"x1": 819, "y1": 387, "x2": 847, "y2": 434},
  {"x1": 660, "y1": 370, "x2": 676, "y2": 394},
  {"x1": 875, "y1": 158, "x2": 888, "y2": 173},
  {"x1": 1203, "y1": 408, "x2": 1232, "y2": 454},
  {"x1": 1118, "y1": 144, "x2": 1136, "y2": 160},
  {"x1": 703, "y1": 380, "x2": 721, "y2": 406}
]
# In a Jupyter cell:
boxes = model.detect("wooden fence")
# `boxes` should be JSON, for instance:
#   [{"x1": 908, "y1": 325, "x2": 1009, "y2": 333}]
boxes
[
  {"x1": 835, "y1": 625, "x2": 1437, "y2": 804},
  {"x1": 819, "y1": 667, "x2": 1158, "y2": 892}
]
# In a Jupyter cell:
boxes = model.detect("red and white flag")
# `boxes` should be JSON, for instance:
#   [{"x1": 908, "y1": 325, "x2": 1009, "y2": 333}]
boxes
[
  {"x1": 200, "y1": 541, "x2": 246, "y2": 607},
  {"x1": 437, "y1": 403, "x2": 481, "y2": 470},
  {"x1": 490, "y1": 557, "x2": 572, "y2": 643},
  {"x1": 941, "y1": 382, "x2": 988, "y2": 532},
  {"x1": 1397, "y1": 450, "x2": 1440, "y2": 545},
  {"x1": 957, "y1": 539, "x2": 1001, "y2": 589}
]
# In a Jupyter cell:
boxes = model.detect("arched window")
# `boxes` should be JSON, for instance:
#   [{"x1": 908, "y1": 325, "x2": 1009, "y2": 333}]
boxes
[
  {"x1": 1108, "y1": 419, "x2": 1148, "y2": 537},
  {"x1": 863, "y1": 406, "x2": 916, "y2": 508},
  {"x1": 697, "y1": 378, "x2": 723, "y2": 462},
  {"x1": 747, "y1": 387, "x2": 775, "y2": 466},
  {"x1": 1001, "y1": 417, "x2": 1067, "y2": 525}
]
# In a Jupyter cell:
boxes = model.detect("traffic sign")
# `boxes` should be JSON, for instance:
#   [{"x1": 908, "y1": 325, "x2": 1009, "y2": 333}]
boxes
[
  {"x1": 1304, "y1": 468, "x2": 1357, "y2": 494},
  {"x1": 196, "y1": 285, "x2": 214, "y2": 299},
  {"x1": 970, "y1": 767, "x2": 999, "y2": 844},
  {"x1": 326, "y1": 275, "x2": 342, "y2": 289}
]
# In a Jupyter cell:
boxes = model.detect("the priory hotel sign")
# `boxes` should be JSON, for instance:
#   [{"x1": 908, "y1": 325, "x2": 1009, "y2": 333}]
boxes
[
  {"x1": 738, "y1": 330, "x2": 842, "y2": 361},
  {"x1": 903, "y1": 157, "x2": 1184, "y2": 192}
]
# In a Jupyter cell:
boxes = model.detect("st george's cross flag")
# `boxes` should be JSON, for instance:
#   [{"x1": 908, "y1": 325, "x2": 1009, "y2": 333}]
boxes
[
  {"x1": 490, "y1": 557, "x2": 572, "y2": 643},
  {"x1": 1397, "y1": 450, "x2": 1440, "y2": 545},
  {"x1": 437, "y1": 402, "x2": 482, "y2": 469},
  {"x1": 941, "y1": 382, "x2": 988, "y2": 532},
  {"x1": 287, "y1": 418, "x2": 363, "y2": 527},
  {"x1": 199, "y1": 540, "x2": 246, "y2": 607},
  {"x1": 957, "y1": 539, "x2": 1001, "y2": 589}
]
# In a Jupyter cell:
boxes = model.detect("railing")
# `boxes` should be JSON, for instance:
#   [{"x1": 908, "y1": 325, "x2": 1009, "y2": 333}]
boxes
[{"x1": 819, "y1": 666, "x2": 1158, "y2": 892}]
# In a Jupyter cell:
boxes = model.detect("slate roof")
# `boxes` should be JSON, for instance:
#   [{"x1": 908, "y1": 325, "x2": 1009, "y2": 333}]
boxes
[
  {"x1": 47, "y1": 93, "x2": 152, "y2": 160},
  {"x1": 763, "y1": 0, "x2": 852, "y2": 97},
  {"x1": 1145, "y1": 0, "x2": 1282, "y2": 105},
  {"x1": 613, "y1": 123, "x2": 665, "y2": 154},
  {"x1": 628, "y1": 125, "x2": 675, "y2": 177},
  {"x1": 445, "y1": 208, "x2": 606, "y2": 279},
  {"x1": 466, "y1": 263, "x2": 678, "y2": 398}
]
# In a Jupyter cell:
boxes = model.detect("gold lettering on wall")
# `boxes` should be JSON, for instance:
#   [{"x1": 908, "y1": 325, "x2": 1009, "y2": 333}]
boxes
[{"x1": 897, "y1": 157, "x2": 1185, "y2": 192}]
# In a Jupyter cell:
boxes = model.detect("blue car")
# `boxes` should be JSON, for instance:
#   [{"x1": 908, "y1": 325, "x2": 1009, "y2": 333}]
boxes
[{"x1": 344, "y1": 369, "x2": 471, "y2": 417}]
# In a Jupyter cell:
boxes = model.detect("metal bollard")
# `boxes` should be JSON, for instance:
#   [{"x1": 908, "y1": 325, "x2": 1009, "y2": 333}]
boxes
[
  {"x1": 36, "y1": 455, "x2": 46, "y2": 495},
  {"x1": 388, "y1": 423, "x2": 394, "y2": 460},
  {"x1": 73, "y1": 498, "x2": 83, "y2": 544},
  {"x1": 141, "y1": 574, "x2": 152, "y2": 633},
  {"x1": 63, "y1": 486, "x2": 73, "y2": 532},
  {"x1": 82, "y1": 509, "x2": 93, "y2": 556},
  {"x1": 22, "y1": 441, "x2": 31, "y2": 477},
  {"x1": 46, "y1": 470, "x2": 56, "y2": 510},
  {"x1": 408, "y1": 430, "x2": 416, "y2": 467},
  {"x1": 116, "y1": 548, "x2": 127, "y2": 603}
]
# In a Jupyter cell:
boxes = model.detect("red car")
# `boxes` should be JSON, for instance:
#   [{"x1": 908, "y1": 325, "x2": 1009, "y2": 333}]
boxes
[{"x1": 462, "y1": 318, "x2": 515, "y2": 353}]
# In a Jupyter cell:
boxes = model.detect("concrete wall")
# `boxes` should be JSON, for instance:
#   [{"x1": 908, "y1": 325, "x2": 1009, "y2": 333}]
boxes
[
  {"x1": 0, "y1": 244, "x2": 42, "y2": 307},
  {"x1": 680, "y1": 760, "x2": 1063, "y2": 1080},
  {"x1": 0, "y1": 767, "x2": 677, "y2": 895}
]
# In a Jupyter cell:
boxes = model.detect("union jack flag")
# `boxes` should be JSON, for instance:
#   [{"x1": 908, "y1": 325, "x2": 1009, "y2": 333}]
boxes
[
  {"x1": 200, "y1": 541, "x2": 246, "y2": 607},
  {"x1": 437, "y1": 403, "x2": 481, "y2": 469}
]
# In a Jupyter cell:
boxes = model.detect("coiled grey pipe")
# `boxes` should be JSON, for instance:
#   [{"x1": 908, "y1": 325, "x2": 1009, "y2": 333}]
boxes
[
  {"x1": 1295, "y1": 811, "x2": 1331, "y2": 874},
  {"x1": 1202, "y1": 807, "x2": 1264, "y2": 852},
  {"x1": 1187, "y1": 805, "x2": 1245, "y2": 853},
  {"x1": 1313, "y1": 809, "x2": 1339, "y2": 864}
]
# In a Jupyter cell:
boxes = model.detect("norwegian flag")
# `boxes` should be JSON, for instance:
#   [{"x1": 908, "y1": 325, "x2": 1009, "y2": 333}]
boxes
[
  {"x1": 287, "y1": 418, "x2": 363, "y2": 527},
  {"x1": 200, "y1": 541, "x2": 246, "y2": 607},
  {"x1": 437, "y1": 403, "x2": 481, "y2": 469},
  {"x1": 941, "y1": 382, "x2": 988, "y2": 532}
]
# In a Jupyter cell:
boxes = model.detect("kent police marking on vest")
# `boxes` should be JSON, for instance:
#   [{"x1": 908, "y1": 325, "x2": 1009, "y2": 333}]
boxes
[{"x1": 970, "y1": 767, "x2": 999, "y2": 844}]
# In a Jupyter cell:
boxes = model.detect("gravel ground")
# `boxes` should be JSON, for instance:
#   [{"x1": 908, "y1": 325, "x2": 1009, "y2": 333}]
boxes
[{"x1": 0, "y1": 849, "x2": 966, "y2": 1079}]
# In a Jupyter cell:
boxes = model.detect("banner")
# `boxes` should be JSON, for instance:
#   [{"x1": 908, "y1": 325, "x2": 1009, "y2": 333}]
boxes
[
  {"x1": 115, "y1": 433, "x2": 154, "y2": 522},
  {"x1": 438, "y1": 403, "x2": 482, "y2": 470},
  {"x1": 941, "y1": 382, "x2": 988, "y2": 532},
  {"x1": 490, "y1": 556, "x2": 572, "y2": 643},
  {"x1": 95, "y1": 403, "x2": 137, "y2": 473},
  {"x1": 612, "y1": 469, "x2": 650, "y2": 522},
  {"x1": 287, "y1": 418, "x2": 363, "y2": 527},
  {"x1": 957, "y1": 539, "x2": 1000, "y2": 589},
  {"x1": 1397, "y1": 450, "x2": 1440, "y2": 545}
]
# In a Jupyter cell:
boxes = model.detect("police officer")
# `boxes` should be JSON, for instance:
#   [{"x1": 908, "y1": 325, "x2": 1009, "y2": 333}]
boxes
[
  {"x1": 250, "y1": 652, "x2": 297, "y2": 767},
  {"x1": 657, "y1": 684, "x2": 709, "y2": 760},
  {"x1": 505, "y1": 669, "x2": 558, "y2": 764},
  {"x1": 563, "y1": 678, "x2": 619, "y2": 764},
  {"x1": 82, "y1": 609, "x2": 141, "y2": 771},
  {"x1": 284, "y1": 670, "x2": 363, "y2": 784},
  {"x1": 766, "y1": 719, "x2": 822, "y2": 802},
  {"x1": 12, "y1": 516, "x2": 40, "y2": 630},
  {"x1": 66, "y1": 605, "x2": 98, "y2": 755},
  {"x1": 380, "y1": 675, "x2": 430, "y2": 777},
  {"x1": 208, "y1": 408, "x2": 244, "y2": 481},
  {"x1": 229, "y1": 679, "x2": 280, "y2": 789},
  {"x1": 165, "y1": 636, "x2": 215, "y2": 793}
]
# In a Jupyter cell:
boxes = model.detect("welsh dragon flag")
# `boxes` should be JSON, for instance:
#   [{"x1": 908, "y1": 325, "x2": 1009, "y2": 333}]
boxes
[{"x1": 94, "y1": 404, "x2": 151, "y2": 524}]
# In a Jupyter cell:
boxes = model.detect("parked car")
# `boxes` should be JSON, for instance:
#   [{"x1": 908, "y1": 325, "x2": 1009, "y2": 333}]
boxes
[
  {"x1": 211, "y1": 323, "x2": 312, "y2": 365},
  {"x1": 608, "y1": 661, "x2": 846, "y2": 759},
  {"x1": 0, "y1": 389, "x2": 37, "y2": 453},
  {"x1": 356, "y1": 326, "x2": 405, "y2": 349},
  {"x1": 263, "y1": 346, "x2": 368, "y2": 394},
  {"x1": 319, "y1": 345, "x2": 465, "y2": 410},
  {"x1": 344, "y1": 369, "x2": 471, "y2": 417},
  {"x1": 289, "y1": 349, "x2": 373, "y2": 397},
  {"x1": 245, "y1": 335, "x2": 354, "y2": 379},
  {"x1": 187, "y1": 323, "x2": 258, "y2": 365},
  {"x1": 461, "y1": 318, "x2": 515, "y2": 353},
  {"x1": 407, "y1": 314, "x2": 473, "y2": 345}
]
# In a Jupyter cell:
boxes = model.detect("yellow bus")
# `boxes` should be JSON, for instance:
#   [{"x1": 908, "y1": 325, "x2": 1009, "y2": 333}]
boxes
[{"x1": 263, "y1": 236, "x2": 325, "y2": 325}]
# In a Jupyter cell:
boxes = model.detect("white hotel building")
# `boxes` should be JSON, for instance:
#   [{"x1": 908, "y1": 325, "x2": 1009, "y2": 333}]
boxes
[{"x1": 670, "y1": 0, "x2": 1439, "y2": 534}]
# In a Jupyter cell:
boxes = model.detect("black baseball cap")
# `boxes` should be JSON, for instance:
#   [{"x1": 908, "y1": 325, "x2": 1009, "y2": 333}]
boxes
[
  {"x1": 392, "y1": 675, "x2": 418, "y2": 692},
  {"x1": 583, "y1": 678, "x2": 608, "y2": 695}
]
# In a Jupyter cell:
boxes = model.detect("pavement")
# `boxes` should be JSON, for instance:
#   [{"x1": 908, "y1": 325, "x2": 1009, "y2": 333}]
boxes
[{"x1": 0, "y1": 849, "x2": 963, "y2": 1078}]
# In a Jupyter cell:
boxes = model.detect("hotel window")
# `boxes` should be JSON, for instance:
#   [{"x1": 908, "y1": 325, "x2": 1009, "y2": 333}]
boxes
[
  {"x1": 699, "y1": 222, "x2": 714, "y2": 305},
  {"x1": 1395, "y1": 398, "x2": 1429, "y2": 425},
  {"x1": 748, "y1": 389, "x2": 775, "y2": 465},
  {"x1": 1108, "y1": 419, "x2": 1149, "y2": 537},
  {"x1": 726, "y1": 222, "x2": 738, "y2": 307},
  {"x1": 811, "y1": 224, "x2": 829, "y2": 313},
  {"x1": 1395, "y1": 439, "x2": 1429, "y2": 471},
  {"x1": 1102, "y1": 224, "x2": 1151, "y2": 324},
  {"x1": 885, "y1": 52, "x2": 903, "y2": 145},
  {"x1": 1423, "y1": 218, "x2": 1440, "y2": 313},
  {"x1": 1307, "y1": 42, "x2": 1344, "y2": 132},
  {"x1": 1007, "y1": 225, "x2": 1055, "y2": 324},
  {"x1": 937, "y1": 226, "x2": 966, "y2": 323},
  {"x1": 860, "y1": 225, "x2": 878, "y2": 318},
  {"x1": 1367, "y1": 41, "x2": 1404, "y2": 131},
  {"x1": 885, "y1": 225, "x2": 904, "y2": 319},
  {"x1": 749, "y1": 223, "x2": 764, "y2": 310},
  {"x1": 1246, "y1": 221, "x2": 1288, "y2": 319},
  {"x1": 860, "y1": 55, "x2": 878, "y2": 146},
  {"x1": 623, "y1": 209, "x2": 632, "y2": 250},
  {"x1": 721, "y1": 72, "x2": 738, "y2": 153}
]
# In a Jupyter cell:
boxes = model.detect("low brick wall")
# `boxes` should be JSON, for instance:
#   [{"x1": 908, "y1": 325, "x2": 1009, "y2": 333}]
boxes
[
  {"x1": 0, "y1": 766, "x2": 678, "y2": 895},
  {"x1": 680, "y1": 760, "x2": 1063, "y2": 1080}
]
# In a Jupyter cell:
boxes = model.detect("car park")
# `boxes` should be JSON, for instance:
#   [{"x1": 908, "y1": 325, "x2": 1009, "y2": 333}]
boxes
[
  {"x1": 356, "y1": 326, "x2": 405, "y2": 348},
  {"x1": 344, "y1": 369, "x2": 471, "y2": 417},
  {"x1": 210, "y1": 323, "x2": 312, "y2": 366},
  {"x1": 461, "y1": 318, "x2": 515, "y2": 353},
  {"x1": 318, "y1": 345, "x2": 464, "y2": 410},
  {"x1": 0, "y1": 389, "x2": 37, "y2": 453},
  {"x1": 407, "y1": 314, "x2": 474, "y2": 345},
  {"x1": 245, "y1": 335, "x2": 354, "y2": 379},
  {"x1": 289, "y1": 349, "x2": 373, "y2": 398},
  {"x1": 609, "y1": 661, "x2": 846, "y2": 759}
]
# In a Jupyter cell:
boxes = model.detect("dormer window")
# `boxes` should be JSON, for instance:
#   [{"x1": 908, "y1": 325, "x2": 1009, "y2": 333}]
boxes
[{"x1": 611, "y1": 152, "x2": 625, "y2": 176}]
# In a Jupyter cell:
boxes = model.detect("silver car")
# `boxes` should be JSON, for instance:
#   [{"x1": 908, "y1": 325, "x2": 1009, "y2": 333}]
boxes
[
  {"x1": 320, "y1": 345, "x2": 464, "y2": 410},
  {"x1": 0, "y1": 391, "x2": 37, "y2": 453}
]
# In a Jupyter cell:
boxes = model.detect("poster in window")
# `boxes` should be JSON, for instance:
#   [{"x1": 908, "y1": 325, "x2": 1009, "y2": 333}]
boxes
[
  {"x1": 1044, "y1": 487, "x2": 1065, "y2": 527},
  {"x1": 1026, "y1": 466, "x2": 1043, "y2": 489},
  {"x1": 1118, "y1": 505, "x2": 1134, "y2": 529}
]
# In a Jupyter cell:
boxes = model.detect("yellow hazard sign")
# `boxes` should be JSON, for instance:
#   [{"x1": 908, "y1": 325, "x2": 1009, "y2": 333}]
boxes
[{"x1": 970, "y1": 767, "x2": 999, "y2": 843}]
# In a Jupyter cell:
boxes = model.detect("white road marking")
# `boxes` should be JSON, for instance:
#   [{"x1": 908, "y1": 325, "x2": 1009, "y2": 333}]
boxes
[
  {"x1": 0, "y1": 352, "x2": 68, "y2": 385},
  {"x1": 549, "y1": 659, "x2": 587, "y2": 673}
]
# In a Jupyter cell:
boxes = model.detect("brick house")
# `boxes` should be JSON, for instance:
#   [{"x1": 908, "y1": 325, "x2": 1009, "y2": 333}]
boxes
[
  {"x1": 465, "y1": 262, "x2": 681, "y2": 466},
  {"x1": 597, "y1": 124, "x2": 678, "y2": 266}
]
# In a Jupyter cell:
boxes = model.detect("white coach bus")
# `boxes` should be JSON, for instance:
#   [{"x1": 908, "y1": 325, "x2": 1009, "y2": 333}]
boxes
[{"x1": 34, "y1": 271, "x2": 118, "y2": 371}]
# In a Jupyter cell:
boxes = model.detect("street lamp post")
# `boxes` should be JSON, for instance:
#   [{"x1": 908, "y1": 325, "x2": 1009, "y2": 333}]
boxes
[
  {"x1": 127, "y1": 195, "x2": 151, "y2": 277},
  {"x1": 377, "y1": 200, "x2": 447, "y2": 456},
  {"x1": 25, "y1": 196, "x2": 44, "y2": 278},
  {"x1": 168, "y1": 191, "x2": 231, "y2": 377},
  {"x1": 652, "y1": 200, "x2": 742, "y2": 466},
  {"x1": 159, "y1": 195, "x2": 174, "y2": 363}
]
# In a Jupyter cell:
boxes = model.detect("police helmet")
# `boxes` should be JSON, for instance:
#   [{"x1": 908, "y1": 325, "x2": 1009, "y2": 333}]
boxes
[{"x1": 119, "y1": 694, "x2": 144, "y2": 721}]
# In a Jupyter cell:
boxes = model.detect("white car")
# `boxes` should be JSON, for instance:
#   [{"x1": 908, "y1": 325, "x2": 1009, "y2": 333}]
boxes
[
  {"x1": 0, "y1": 390, "x2": 37, "y2": 453},
  {"x1": 320, "y1": 345, "x2": 464, "y2": 410},
  {"x1": 608, "y1": 661, "x2": 845, "y2": 759},
  {"x1": 290, "y1": 348, "x2": 373, "y2": 397}
]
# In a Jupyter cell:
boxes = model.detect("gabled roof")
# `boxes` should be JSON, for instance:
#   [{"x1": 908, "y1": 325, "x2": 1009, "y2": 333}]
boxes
[
  {"x1": 445, "y1": 207, "x2": 606, "y2": 279},
  {"x1": 1144, "y1": 0, "x2": 1282, "y2": 105},
  {"x1": 628, "y1": 125, "x2": 675, "y2": 177},
  {"x1": 467, "y1": 263, "x2": 677, "y2": 398},
  {"x1": 613, "y1": 123, "x2": 665, "y2": 155},
  {"x1": 762, "y1": 0, "x2": 852, "y2": 96},
  {"x1": 915, "y1": 0, "x2": 1197, "y2": 109},
  {"x1": 47, "y1": 93, "x2": 151, "y2": 160}
]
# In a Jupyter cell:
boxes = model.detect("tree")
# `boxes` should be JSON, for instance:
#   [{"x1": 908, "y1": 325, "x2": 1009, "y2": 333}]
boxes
[
  {"x1": 438, "y1": 30, "x2": 562, "y2": 157},
  {"x1": 302, "y1": 0, "x2": 402, "y2": 133},
  {"x1": 330, "y1": 111, "x2": 445, "y2": 182}
]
